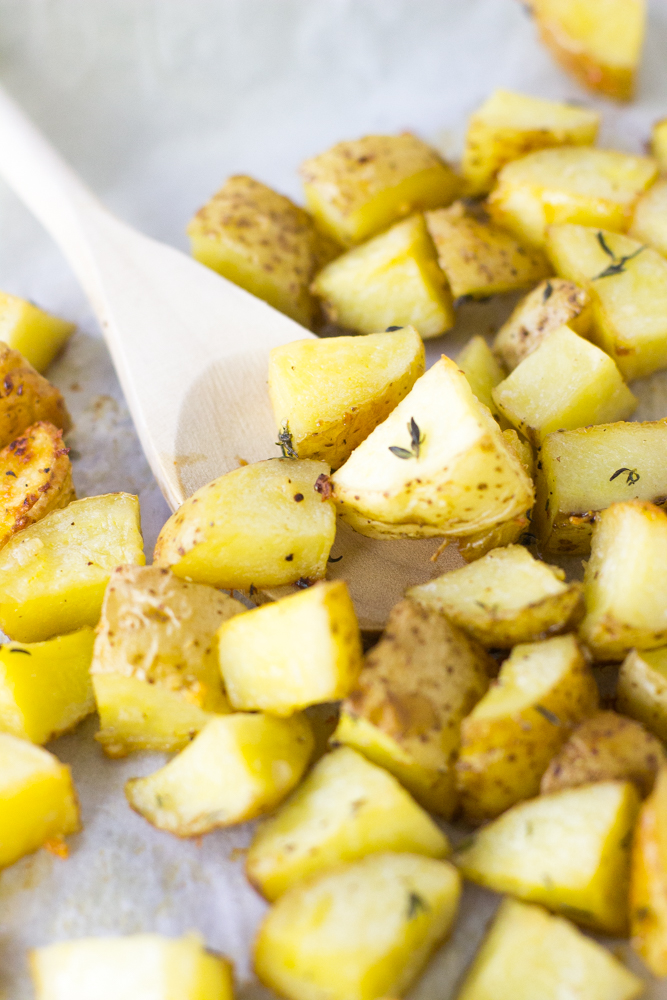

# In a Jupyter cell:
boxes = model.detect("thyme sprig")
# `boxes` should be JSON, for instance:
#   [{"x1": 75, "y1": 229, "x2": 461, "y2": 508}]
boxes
[
  {"x1": 610, "y1": 467, "x2": 640, "y2": 485},
  {"x1": 389, "y1": 417, "x2": 425, "y2": 460},
  {"x1": 593, "y1": 231, "x2": 645, "y2": 280},
  {"x1": 276, "y1": 423, "x2": 298, "y2": 459}
]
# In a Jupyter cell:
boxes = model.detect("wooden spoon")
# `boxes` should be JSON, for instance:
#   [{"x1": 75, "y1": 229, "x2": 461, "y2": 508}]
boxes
[{"x1": 0, "y1": 85, "x2": 459, "y2": 629}]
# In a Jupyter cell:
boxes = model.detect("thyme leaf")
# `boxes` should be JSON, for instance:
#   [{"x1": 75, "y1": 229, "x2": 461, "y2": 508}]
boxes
[
  {"x1": 276, "y1": 423, "x2": 298, "y2": 459},
  {"x1": 535, "y1": 704, "x2": 560, "y2": 725},
  {"x1": 610, "y1": 467, "x2": 640, "y2": 485},
  {"x1": 406, "y1": 891, "x2": 430, "y2": 919},
  {"x1": 389, "y1": 418, "x2": 425, "y2": 460},
  {"x1": 593, "y1": 233, "x2": 646, "y2": 280},
  {"x1": 542, "y1": 280, "x2": 553, "y2": 301},
  {"x1": 388, "y1": 446, "x2": 414, "y2": 460}
]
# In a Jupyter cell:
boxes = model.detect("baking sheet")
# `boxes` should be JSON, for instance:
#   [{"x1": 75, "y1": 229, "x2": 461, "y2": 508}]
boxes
[{"x1": 1, "y1": 0, "x2": 667, "y2": 995}]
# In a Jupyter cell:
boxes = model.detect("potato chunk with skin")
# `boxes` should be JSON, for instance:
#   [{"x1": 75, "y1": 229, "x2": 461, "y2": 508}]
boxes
[
  {"x1": 154, "y1": 458, "x2": 335, "y2": 591},
  {"x1": 630, "y1": 178, "x2": 667, "y2": 258},
  {"x1": 30, "y1": 932, "x2": 233, "y2": 1000},
  {"x1": 333, "y1": 598, "x2": 491, "y2": 818},
  {"x1": 493, "y1": 277, "x2": 591, "y2": 371},
  {"x1": 254, "y1": 852, "x2": 461, "y2": 1000},
  {"x1": 332, "y1": 355, "x2": 534, "y2": 540},
  {"x1": 456, "y1": 335, "x2": 505, "y2": 417},
  {"x1": 653, "y1": 119, "x2": 667, "y2": 174},
  {"x1": 458, "y1": 897, "x2": 643, "y2": 1000},
  {"x1": 268, "y1": 328, "x2": 425, "y2": 470},
  {"x1": 488, "y1": 147, "x2": 657, "y2": 248},
  {"x1": 0, "y1": 292, "x2": 74, "y2": 373},
  {"x1": 456, "y1": 634, "x2": 598, "y2": 823},
  {"x1": 0, "y1": 493, "x2": 145, "y2": 643},
  {"x1": 312, "y1": 214, "x2": 454, "y2": 339},
  {"x1": 246, "y1": 746, "x2": 450, "y2": 901},
  {"x1": 630, "y1": 766, "x2": 667, "y2": 975},
  {"x1": 0, "y1": 733, "x2": 79, "y2": 868},
  {"x1": 492, "y1": 325, "x2": 636, "y2": 447},
  {"x1": 126, "y1": 712, "x2": 313, "y2": 836},
  {"x1": 409, "y1": 545, "x2": 583, "y2": 649},
  {"x1": 301, "y1": 133, "x2": 459, "y2": 247},
  {"x1": 617, "y1": 646, "x2": 667, "y2": 742},
  {"x1": 0, "y1": 341, "x2": 70, "y2": 449},
  {"x1": 456, "y1": 780, "x2": 640, "y2": 934},
  {"x1": 92, "y1": 566, "x2": 244, "y2": 758},
  {"x1": 462, "y1": 89, "x2": 600, "y2": 196}
]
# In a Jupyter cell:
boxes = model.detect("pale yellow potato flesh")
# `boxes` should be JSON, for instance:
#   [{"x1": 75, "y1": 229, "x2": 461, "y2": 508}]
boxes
[
  {"x1": 0, "y1": 292, "x2": 74, "y2": 373},
  {"x1": 630, "y1": 178, "x2": 667, "y2": 258},
  {"x1": 456, "y1": 335, "x2": 505, "y2": 417},
  {"x1": 617, "y1": 646, "x2": 667, "y2": 742}
]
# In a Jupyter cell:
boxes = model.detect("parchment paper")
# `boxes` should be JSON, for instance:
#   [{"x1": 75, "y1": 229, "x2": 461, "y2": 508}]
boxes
[{"x1": 1, "y1": 1, "x2": 667, "y2": 996}]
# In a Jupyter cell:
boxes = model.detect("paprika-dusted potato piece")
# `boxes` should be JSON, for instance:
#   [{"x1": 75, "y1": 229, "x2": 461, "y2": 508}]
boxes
[
  {"x1": 0, "y1": 341, "x2": 70, "y2": 449},
  {"x1": 126, "y1": 712, "x2": 313, "y2": 837},
  {"x1": 617, "y1": 646, "x2": 667, "y2": 742},
  {"x1": 456, "y1": 335, "x2": 505, "y2": 417},
  {"x1": 333, "y1": 598, "x2": 491, "y2": 818},
  {"x1": 254, "y1": 852, "x2": 461, "y2": 1000},
  {"x1": 268, "y1": 328, "x2": 425, "y2": 470},
  {"x1": 92, "y1": 566, "x2": 244, "y2": 758},
  {"x1": 154, "y1": 458, "x2": 335, "y2": 591},
  {"x1": 0, "y1": 292, "x2": 74, "y2": 373},
  {"x1": 300, "y1": 133, "x2": 459, "y2": 247},
  {"x1": 630, "y1": 178, "x2": 667, "y2": 259},
  {"x1": 630, "y1": 765, "x2": 667, "y2": 975}
]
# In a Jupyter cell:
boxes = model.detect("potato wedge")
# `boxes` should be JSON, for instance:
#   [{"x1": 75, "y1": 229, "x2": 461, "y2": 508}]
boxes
[
  {"x1": 268, "y1": 328, "x2": 425, "y2": 470},
  {"x1": 492, "y1": 278, "x2": 591, "y2": 371},
  {"x1": 153, "y1": 458, "x2": 335, "y2": 591},
  {"x1": 126, "y1": 712, "x2": 313, "y2": 836},
  {"x1": 455, "y1": 780, "x2": 640, "y2": 934},
  {"x1": 0, "y1": 492, "x2": 145, "y2": 643},
  {"x1": 617, "y1": 646, "x2": 667, "y2": 742},
  {"x1": 653, "y1": 118, "x2": 667, "y2": 174},
  {"x1": 0, "y1": 292, "x2": 74, "y2": 373},
  {"x1": 0, "y1": 341, "x2": 70, "y2": 449},
  {"x1": 312, "y1": 214, "x2": 454, "y2": 339},
  {"x1": 456, "y1": 335, "x2": 505, "y2": 417},
  {"x1": 409, "y1": 545, "x2": 583, "y2": 648},
  {"x1": 301, "y1": 133, "x2": 459, "y2": 247},
  {"x1": 254, "y1": 852, "x2": 461, "y2": 1000},
  {"x1": 630, "y1": 766, "x2": 667, "y2": 974},
  {"x1": 333, "y1": 598, "x2": 491, "y2": 818},
  {"x1": 458, "y1": 897, "x2": 643, "y2": 1000},
  {"x1": 630, "y1": 178, "x2": 667, "y2": 258}
]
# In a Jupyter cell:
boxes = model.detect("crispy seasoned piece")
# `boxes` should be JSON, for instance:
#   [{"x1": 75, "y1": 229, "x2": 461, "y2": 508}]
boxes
[
  {"x1": 0, "y1": 342, "x2": 70, "y2": 449},
  {"x1": 493, "y1": 278, "x2": 591, "y2": 371}
]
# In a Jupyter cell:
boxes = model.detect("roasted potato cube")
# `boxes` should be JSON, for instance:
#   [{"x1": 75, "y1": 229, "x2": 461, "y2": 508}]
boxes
[
  {"x1": 488, "y1": 147, "x2": 657, "y2": 247},
  {"x1": 218, "y1": 580, "x2": 361, "y2": 715},
  {"x1": 425, "y1": 201, "x2": 550, "y2": 300},
  {"x1": 92, "y1": 566, "x2": 244, "y2": 757},
  {"x1": 456, "y1": 779, "x2": 640, "y2": 934},
  {"x1": 462, "y1": 89, "x2": 600, "y2": 196},
  {"x1": 547, "y1": 223, "x2": 667, "y2": 381},
  {"x1": 458, "y1": 897, "x2": 643, "y2": 1000},
  {"x1": 653, "y1": 118, "x2": 667, "y2": 174},
  {"x1": 409, "y1": 545, "x2": 583, "y2": 648},
  {"x1": 126, "y1": 712, "x2": 313, "y2": 836},
  {"x1": 254, "y1": 852, "x2": 461, "y2": 1000},
  {"x1": 331, "y1": 355, "x2": 534, "y2": 540},
  {"x1": 312, "y1": 214, "x2": 454, "y2": 339},
  {"x1": 617, "y1": 646, "x2": 667, "y2": 741},
  {"x1": 0, "y1": 492, "x2": 145, "y2": 643},
  {"x1": 492, "y1": 325, "x2": 636, "y2": 446},
  {"x1": 30, "y1": 932, "x2": 233, "y2": 1000},
  {"x1": 630, "y1": 765, "x2": 667, "y2": 975},
  {"x1": 0, "y1": 341, "x2": 70, "y2": 449},
  {"x1": 154, "y1": 458, "x2": 335, "y2": 591},
  {"x1": 527, "y1": 0, "x2": 646, "y2": 102},
  {"x1": 580, "y1": 501, "x2": 667, "y2": 661},
  {"x1": 534, "y1": 419, "x2": 667, "y2": 556},
  {"x1": 630, "y1": 178, "x2": 667, "y2": 258},
  {"x1": 456, "y1": 634, "x2": 598, "y2": 823},
  {"x1": 0, "y1": 733, "x2": 79, "y2": 868},
  {"x1": 333, "y1": 598, "x2": 491, "y2": 818},
  {"x1": 300, "y1": 133, "x2": 459, "y2": 247},
  {"x1": 0, "y1": 292, "x2": 74, "y2": 373},
  {"x1": 268, "y1": 327, "x2": 425, "y2": 470},
  {"x1": 541, "y1": 710, "x2": 665, "y2": 797},
  {"x1": 456, "y1": 335, "x2": 505, "y2": 417},
  {"x1": 456, "y1": 513, "x2": 530, "y2": 563},
  {"x1": 246, "y1": 746, "x2": 450, "y2": 901},
  {"x1": 492, "y1": 278, "x2": 591, "y2": 371}
]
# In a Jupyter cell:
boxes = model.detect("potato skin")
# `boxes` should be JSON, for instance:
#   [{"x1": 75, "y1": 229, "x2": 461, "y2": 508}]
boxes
[
  {"x1": 493, "y1": 278, "x2": 591, "y2": 372},
  {"x1": 0, "y1": 342, "x2": 70, "y2": 449}
]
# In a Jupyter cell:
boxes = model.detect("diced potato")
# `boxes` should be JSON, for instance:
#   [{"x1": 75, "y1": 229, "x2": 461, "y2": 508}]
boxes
[
  {"x1": 458, "y1": 897, "x2": 643, "y2": 1000},
  {"x1": 493, "y1": 278, "x2": 591, "y2": 371},
  {"x1": 0, "y1": 493, "x2": 145, "y2": 643},
  {"x1": 246, "y1": 746, "x2": 450, "y2": 900},
  {"x1": 630, "y1": 765, "x2": 667, "y2": 975},
  {"x1": 456, "y1": 634, "x2": 598, "y2": 823},
  {"x1": 0, "y1": 628, "x2": 95, "y2": 744},
  {"x1": 617, "y1": 646, "x2": 667, "y2": 741},
  {"x1": 30, "y1": 932, "x2": 233, "y2": 1000},
  {"x1": 331, "y1": 355, "x2": 534, "y2": 540},
  {"x1": 0, "y1": 421, "x2": 75, "y2": 550},
  {"x1": 455, "y1": 780, "x2": 640, "y2": 934},
  {"x1": 547, "y1": 223, "x2": 667, "y2": 381},
  {"x1": 409, "y1": 545, "x2": 582, "y2": 648},
  {"x1": 333, "y1": 598, "x2": 491, "y2": 818},
  {"x1": 534, "y1": 419, "x2": 667, "y2": 556},
  {"x1": 153, "y1": 459, "x2": 335, "y2": 591},
  {"x1": 541, "y1": 710, "x2": 665, "y2": 796},
  {"x1": 630, "y1": 178, "x2": 667, "y2": 258},
  {"x1": 92, "y1": 566, "x2": 244, "y2": 757},
  {"x1": 0, "y1": 733, "x2": 79, "y2": 868},
  {"x1": 653, "y1": 118, "x2": 667, "y2": 174},
  {"x1": 0, "y1": 292, "x2": 74, "y2": 373},
  {"x1": 218, "y1": 580, "x2": 361, "y2": 715},
  {"x1": 187, "y1": 174, "x2": 338, "y2": 328},
  {"x1": 488, "y1": 147, "x2": 657, "y2": 247},
  {"x1": 300, "y1": 133, "x2": 459, "y2": 247},
  {"x1": 254, "y1": 852, "x2": 461, "y2": 1000},
  {"x1": 462, "y1": 89, "x2": 600, "y2": 196},
  {"x1": 312, "y1": 214, "x2": 454, "y2": 339},
  {"x1": 126, "y1": 712, "x2": 313, "y2": 836},
  {"x1": 492, "y1": 325, "x2": 636, "y2": 446},
  {"x1": 456, "y1": 513, "x2": 530, "y2": 563},
  {"x1": 268, "y1": 328, "x2": 425, "y2": 470},
  {"x1": 0, "y1": 341, "x2": 70, "y2": 449},
  {"x1": 456, "y1": 336, "x2": 505, "y2": 417},
  {"x1": 527, "y1": 0, "x2": 646, "y2": 102},
  {"x1": 580, "y1": 501, "x2": 667, "y2": 661}
]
